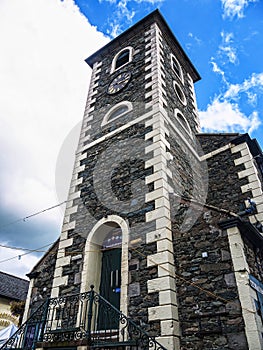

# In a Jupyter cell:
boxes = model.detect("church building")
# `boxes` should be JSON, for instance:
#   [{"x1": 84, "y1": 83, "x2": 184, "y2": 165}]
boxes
[{"x1": 2, "y1": 10, "x2": 263, "y2": 350}]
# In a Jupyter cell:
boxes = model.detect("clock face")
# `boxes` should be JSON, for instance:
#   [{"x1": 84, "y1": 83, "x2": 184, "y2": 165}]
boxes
[{"x1": 107, "y1": 72, "x2": 131, "y2": 95}]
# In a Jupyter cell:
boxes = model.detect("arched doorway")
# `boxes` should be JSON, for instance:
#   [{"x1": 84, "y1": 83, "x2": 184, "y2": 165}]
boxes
[{"x1": 80, "y1": 216, "x2": 129, "y2": 321}]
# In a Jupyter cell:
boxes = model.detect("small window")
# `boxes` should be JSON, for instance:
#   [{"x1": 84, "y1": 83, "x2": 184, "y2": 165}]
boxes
[
  {"x1": 173, "y1": 81, "x2": 187, "y2": 106},
  {"x1": 171, "y1": 54, "x2": 183, "y2": 82},
  {"x1": 101, "y1": 101, "x2": 133, "y2": 126},
  {"x1": 108, "y1": 105, "x2": 128, "y2": 121},
  {"x1": 175, "y1": 109, "x2": 192, "y2": 136},
  {"x1": 116, "y1": 50, "x2": 129, "y2": 69},
  {"x1": 111, "y1": 47, "x2": 133, "y2": 73}
]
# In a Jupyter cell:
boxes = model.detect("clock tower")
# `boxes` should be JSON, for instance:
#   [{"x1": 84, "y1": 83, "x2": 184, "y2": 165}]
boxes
[{"x1": 51, "y1": 10, "x2": 203, "y2": 349}]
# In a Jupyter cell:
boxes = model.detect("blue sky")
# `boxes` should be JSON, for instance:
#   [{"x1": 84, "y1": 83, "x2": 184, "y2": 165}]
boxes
[{"x1": 0, "y1": 0, "x2": 262, "y2": 278}]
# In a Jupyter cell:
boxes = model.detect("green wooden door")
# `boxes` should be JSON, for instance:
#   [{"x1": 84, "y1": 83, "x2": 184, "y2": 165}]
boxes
[{"x1": 98, "y1": 248, "x2": 121, "y2": 329}]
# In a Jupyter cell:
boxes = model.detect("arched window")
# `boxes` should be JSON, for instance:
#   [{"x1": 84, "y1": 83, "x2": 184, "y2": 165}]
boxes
[
  {"x1": 173, "y1": 81, "x2": 187, "y2": 106},
  {"x1": 171, "y1": 54, "x2": 183, "y2": 82},
  {"x1": 175, "y1": 109, "x2": 192, "y2": 136},
  {"x1": 101, "y1": 101, "x2": 133, "y2": 126},
  {"x1": 111, "y1": 47, "x2": 133, "y2": 73},
  {"x1": 116, "y1": 50, "x2": 129, "y2": 69}
]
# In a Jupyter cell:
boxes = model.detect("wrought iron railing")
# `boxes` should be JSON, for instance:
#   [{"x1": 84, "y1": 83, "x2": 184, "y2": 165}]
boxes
[
  {"x1": 1, "y1": 286, "x2": 167, "y2": 350},
  {"x1": 0, "y1": 299, "x2": 49, "y2": 350}
]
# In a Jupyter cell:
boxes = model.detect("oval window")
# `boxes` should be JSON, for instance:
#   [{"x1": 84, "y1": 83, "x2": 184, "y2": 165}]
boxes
[
  {"x1": 173, "y1": 81, "x2": 187, "y2": 106},
  {"x1": 171, "y1": 54, "x2": 183, "y2": 82},
  {"x1": 177, "y1": 113, "x2": 190, "y2": 133}
]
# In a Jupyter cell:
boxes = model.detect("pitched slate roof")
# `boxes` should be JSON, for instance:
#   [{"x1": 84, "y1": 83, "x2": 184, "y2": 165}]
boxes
[{"x1": 0, "y1": 271, "x2": 29, "y2": 301}]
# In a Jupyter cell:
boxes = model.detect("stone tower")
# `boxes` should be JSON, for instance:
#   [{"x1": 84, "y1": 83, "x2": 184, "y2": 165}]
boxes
[
  {"x1": 49, "y1": 10, "x2": 202, "y2": 348},
  {"x1": 21, "y1": 9, "x2": 263, "y2": 350}
]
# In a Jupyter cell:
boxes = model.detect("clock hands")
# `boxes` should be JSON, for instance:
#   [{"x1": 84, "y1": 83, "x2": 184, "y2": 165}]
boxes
[{"x1": 107, "y1": 72, "x2": 131, "y2": 95}]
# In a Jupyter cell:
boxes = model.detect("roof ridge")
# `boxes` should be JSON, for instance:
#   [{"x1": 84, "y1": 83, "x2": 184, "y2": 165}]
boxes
[{"x1": 0, "y1": 270, "x2": 28, "y2": 282}]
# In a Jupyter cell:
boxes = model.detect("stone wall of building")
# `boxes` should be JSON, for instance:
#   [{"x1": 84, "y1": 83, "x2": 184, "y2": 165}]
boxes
[
  {"x1": 58, "y1": 121, "x2": 157, "y2": 332},
  {"x1": 199, "y1": 137, "x2": 251, "y2": 213},
  {"x1": 168, "y1": 133, "x2": 263, "y2": 349},
  {"x1": 27, "y1": 241, "x2": 58, "y2": 314},
  {"x1": 173, "y1": 209, "x2": 248, "y2": 350}
]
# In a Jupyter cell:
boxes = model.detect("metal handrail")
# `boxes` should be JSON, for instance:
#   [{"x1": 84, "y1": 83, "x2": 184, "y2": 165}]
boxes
[
  {"x1": 0, "y1": 299, "x2": 49, "y2": 350},
  {"x1": 1, "y1": 286, "x2": 167, "y2": 350}
]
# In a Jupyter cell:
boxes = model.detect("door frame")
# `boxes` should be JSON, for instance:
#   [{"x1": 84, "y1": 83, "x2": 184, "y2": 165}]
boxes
[{"x1": 80, "y1": 215, "x2": 129, "y2": 317}]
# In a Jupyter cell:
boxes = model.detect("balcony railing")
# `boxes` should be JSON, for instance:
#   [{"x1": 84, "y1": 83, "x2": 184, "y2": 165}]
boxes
[{"x1": 1, "y1": 286, "x2": 167, "y2": 350}]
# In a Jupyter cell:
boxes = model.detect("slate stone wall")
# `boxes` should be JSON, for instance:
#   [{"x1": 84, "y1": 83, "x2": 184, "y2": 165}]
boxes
[
  {"x1": 28, "y1": 242, "x2": 58, "y2": 314},
  {"x1": 167, "y1": 133, "x2": 207, "y2": 207},
  {"x1": 168, "y1": 133, "x2": 263, "y2": 349},
  {"x1": 173, "y1": 210, "x2": 249, "y2": 350},
  {"x1": 167, "y1": 132, "x2": 263, "y2": 349},
  {"x1": 197, "y1": 134, "x2": 239, "y2": 154},
  {"x1": 60, "y1": 229, "x2": 86, "y2": 296},
  {"x1": 60, "y1": 123, "x2": 155, "y2": 297},
  {"x1": 128, "y1": 242, "x2": 160, "y2": 335},
  {"x1": 198, "y1": 140, "x2": 250, "y2": 213},
  {"x1": 243, "y1": 236, "x2": 263, "y2": 284}
]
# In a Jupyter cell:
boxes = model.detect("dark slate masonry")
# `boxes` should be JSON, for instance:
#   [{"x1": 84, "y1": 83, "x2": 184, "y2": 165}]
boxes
[
  {"x1": 173, "y1": 209, "x2": 249, "y2": 350},
  {"x1": 26, "y1": 241, "x2": 58, "y2": 313}
]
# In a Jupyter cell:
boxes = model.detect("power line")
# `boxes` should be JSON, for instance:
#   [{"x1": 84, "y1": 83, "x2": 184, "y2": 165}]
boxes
[
  {"x1": 0, "y1": 194, "x2": 241, "y2": 265},
  {"x1": 0, "y1": 200, "x2": 69, "y2": 264},
  {"x1": 0, "y1": 242, "x2": 55, "y2": 264},
  {"x1": 0, "y1": 200, "x2": 68, "y2": 232}
]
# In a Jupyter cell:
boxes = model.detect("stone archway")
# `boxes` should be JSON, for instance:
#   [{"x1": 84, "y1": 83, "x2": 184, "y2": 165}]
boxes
[{"x1": 80, "y1": 215, "x2": 129, "y2": 317}]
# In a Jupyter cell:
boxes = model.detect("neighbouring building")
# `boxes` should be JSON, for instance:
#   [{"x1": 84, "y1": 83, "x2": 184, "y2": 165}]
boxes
[
  {"x1": 2, "y1": 9, "x2": 263, "y2": 350},
  {"x1": 0, "y1": 271, "x2": 29, "y2": 330}
]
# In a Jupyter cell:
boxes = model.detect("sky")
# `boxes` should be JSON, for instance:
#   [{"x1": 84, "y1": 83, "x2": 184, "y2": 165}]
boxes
[{"x1": 0, "y1": 0, "x2": 262, "y2": 279}]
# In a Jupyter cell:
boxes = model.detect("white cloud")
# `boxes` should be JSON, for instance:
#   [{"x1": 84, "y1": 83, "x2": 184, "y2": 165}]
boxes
[
  {"x1": 199, "y1": 98, "x2": 260, "y2": 133},
  {"x1": 118, "y1": 0, "x2": 136, "y2": 22},
  {"x1": 210, "y1": 58, "x2": 227, "y2": 84},
  {"x1": 219, "y1": 31, "x2": 238, "y2": 64},
  {"x1": 135, "y1": 0, "x2": 164, "y2": 3},
  {"x1": 224, "y1": 72, "x2": 263, "y2": 101},
  {"x1": 0, "y1": 0, "x2": 108, "y2": 273},
  {"x1": 221, "y1": 0, "x2": 258, "y2": 19},
  {"x1": 200, "y1": 72, "x2": 263, "y2": 133},
  {"x1": 0, "y1": 0, "x2": 108, "y2": 208},
  {"x1": 101, "y1": 0, "x2": 163, "y2": 37},
  {"x1": 187, "y1": 32, "x2": 202, "y2": 46},
  {"x1": 104, "y1": 0, "x2": 136, "y2": 36}
]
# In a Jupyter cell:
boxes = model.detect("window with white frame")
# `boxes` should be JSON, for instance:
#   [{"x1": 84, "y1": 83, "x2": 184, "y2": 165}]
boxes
[
  {"x1": 101, "y1": 101, "x2": 133, "y2": 126},
  {"x1": 111, "y1": 47, "x2": 133, "y2": 73},
  {"x1": 171, "y1": 54, "x2": 183, "y2": 82},
  {"x1": 173, "y1": 81, "x2": 187, "y2": 106},
  {"x1": 175, "y1": 109, "x2": 192, "y2": 137}
]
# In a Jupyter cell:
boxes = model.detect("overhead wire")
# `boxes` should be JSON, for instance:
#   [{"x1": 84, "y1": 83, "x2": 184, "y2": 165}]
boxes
[
  {"x1": 0, "y1": 200, "x2": 69, "y2": 264},
  {"x1": 0, "y1": 200, "x2": 68, "y2": 232},
  {"x1": 0, "y1": 242, "x2": 55, "y2": 264},
  {"x1": 0, "y1": 194, "x2": 254, "y2": 312}
]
